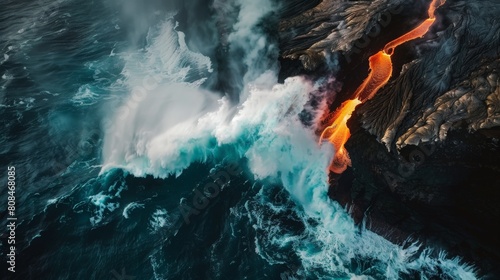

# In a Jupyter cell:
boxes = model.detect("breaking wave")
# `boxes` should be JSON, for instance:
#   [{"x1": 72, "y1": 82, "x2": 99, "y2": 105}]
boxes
[{"x1": 100, "y1": 4, "x2": 477, "y2": 279}]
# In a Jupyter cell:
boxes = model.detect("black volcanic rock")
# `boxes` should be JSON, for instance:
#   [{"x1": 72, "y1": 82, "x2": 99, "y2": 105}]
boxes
[
  {"x1": 359, "y1": 0, "x2": 500, "y2": 152},
  {"x1": 342, "y1": 113, "x2": 500, "y2": 278},
  {"x1": 279, "y1": 0, "x2": 500, "y2": 278},
  {"x1": 279, "y1": 0, "x2": 427, "y2": 71}
]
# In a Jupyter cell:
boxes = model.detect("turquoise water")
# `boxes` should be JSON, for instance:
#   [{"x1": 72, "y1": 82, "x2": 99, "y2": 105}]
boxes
[{"x1": 0, "y1": 0, "x2": 477, "y2": 279}]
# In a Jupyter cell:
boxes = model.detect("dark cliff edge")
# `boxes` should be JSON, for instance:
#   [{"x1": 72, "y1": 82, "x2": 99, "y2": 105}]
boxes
[
  {"x1": 279, "y1": 0, "x2": 500, "y2": 278},
  {"x1": 340, "y1": 115, "x2": 500, "y2": 278}
]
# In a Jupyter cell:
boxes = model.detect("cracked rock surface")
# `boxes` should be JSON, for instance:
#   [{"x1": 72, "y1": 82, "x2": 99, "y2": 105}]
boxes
[{"x1": 280, "y1": 0, "x2": 500, "y2": 277}]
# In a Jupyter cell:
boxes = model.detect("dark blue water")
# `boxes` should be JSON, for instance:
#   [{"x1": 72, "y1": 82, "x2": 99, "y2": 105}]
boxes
[{"x1": 0, "y1": 0, "x2": 478, "y2": 279}]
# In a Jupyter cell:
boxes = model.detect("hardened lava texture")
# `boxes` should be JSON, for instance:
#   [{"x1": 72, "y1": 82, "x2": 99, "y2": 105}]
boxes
[
  {"x1": 358, "y1": 0, "x2": 500, "y2": 151},
  {"x1": 281, "y1": 0, "x2": 500, "y2": 150},
  {"x1": 280, "y1": 0, "x2": 500, "y2": 277},
  {"x1": 280, "y1": 0, "x2": 410, "y2": 70}
]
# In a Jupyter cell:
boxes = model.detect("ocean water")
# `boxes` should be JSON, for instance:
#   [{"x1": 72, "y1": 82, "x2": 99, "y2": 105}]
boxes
[{"x1": 0, "y1": 0, "x2": 478, "y2": 279}]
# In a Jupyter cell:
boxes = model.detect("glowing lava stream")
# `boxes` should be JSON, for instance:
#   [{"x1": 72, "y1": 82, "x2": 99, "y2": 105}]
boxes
[{"x1": 320, "y1": 0, "x2": 446, "y2": 174}]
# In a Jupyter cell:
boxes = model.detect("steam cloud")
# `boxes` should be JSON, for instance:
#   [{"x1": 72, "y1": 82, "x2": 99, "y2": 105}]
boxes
[{"x1": 100, "y1": 0, "x2": 477, "y2": 278}]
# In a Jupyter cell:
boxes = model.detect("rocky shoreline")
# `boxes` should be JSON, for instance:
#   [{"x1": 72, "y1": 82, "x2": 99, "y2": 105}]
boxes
[{"x1": 279, "y1": 0, "x2": 500, "y2": 277}]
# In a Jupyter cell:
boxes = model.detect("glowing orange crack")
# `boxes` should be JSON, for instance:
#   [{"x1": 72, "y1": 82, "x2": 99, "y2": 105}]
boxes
[
  {"x1": 319, "y1": 98, "x2": 362, "y2": 174},
  {"x1": 354, "y1": 51, "x2": 393, "y2": 102},
  {"x1": 384, "y1": 18, "x2": 436, "y2": 55},
  {"x1": 320, "y1": 0, "x2": 446, "y2": 174},
  {"x1": 428, "y1": 0, "x2": 445, "y2": 19}
]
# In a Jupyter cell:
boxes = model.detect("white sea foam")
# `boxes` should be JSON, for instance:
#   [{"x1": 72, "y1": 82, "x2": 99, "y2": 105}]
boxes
[
  {"x1": 89, "y1": 192, "x2": 119, "y2": 226},
  {"x1": 71, "y1": 84, "x2": 99, "y2": 106},
  {"x1": 122, "y1": 202, "x2": 145, "y2": 219},
  {"x1": 149, "y1": 209, "x2": 173, "y2": 232},
  {"x1": 101, "y1": 2, "x2": 477, "y2": 278}
]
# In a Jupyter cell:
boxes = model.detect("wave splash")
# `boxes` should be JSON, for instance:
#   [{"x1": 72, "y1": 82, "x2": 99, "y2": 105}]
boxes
[{"x1": 101, "y1": 2, "x2": 477, "y2": 279}]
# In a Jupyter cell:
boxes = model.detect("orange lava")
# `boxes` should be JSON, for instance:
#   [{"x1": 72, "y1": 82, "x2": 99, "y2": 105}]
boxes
[
  {"x1": 428, "y1": 0, "x2": 445, "y2": 18},
  {"x1": 384, "y1": 19, "x2": 436, "y2": 55},
  {"x1": 354, "y1": 51, "x2": 393, "y2": 102},
  {"x1": 319, "y1": 99, "x2": 362, "y2": 174},
  {"x1": 320, "y1": 0, "x2": 446, "y2": 174}
]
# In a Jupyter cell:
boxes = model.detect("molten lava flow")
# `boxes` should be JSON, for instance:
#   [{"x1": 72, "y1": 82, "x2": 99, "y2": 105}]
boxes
[
  {"x1": 319, "y1": 98, "x2": 362, "y2": 174},
  {"x1": 428, "y1": 0, "x2": 445, "y2": 18},
  {"x1": 354, "y1": 51, "x2": 393, "y2": 102},
  {"x1": 320, "y1": 0, "x2": 446, "y2": 174},
  {"x1": 385, "y1": 0, "x2": 444, "y2": 55},
  {"x1": 384, "y1": 19, "x2": 436, "y2": 55}
]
